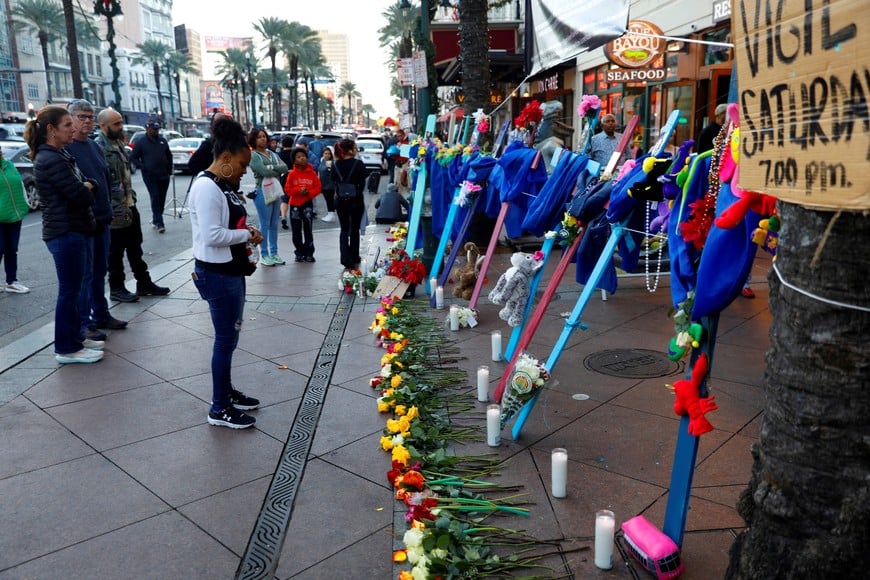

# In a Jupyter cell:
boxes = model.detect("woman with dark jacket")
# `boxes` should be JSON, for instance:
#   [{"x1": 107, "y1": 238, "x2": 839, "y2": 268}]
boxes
[
  {"x1": 332, "y1": 138, "x2": 367, "y2": 269},
  {"x1": 318, "y1": 147, "x2": 336, "y2": 223},
  {"x1": 25, "y1": 105, "x2": 102, "y2": 364}
]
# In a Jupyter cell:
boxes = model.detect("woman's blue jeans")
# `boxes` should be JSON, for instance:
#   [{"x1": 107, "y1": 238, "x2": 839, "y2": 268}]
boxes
[
  {"x1": 45, "y1": 232, "x2": 87, "y2": 354},
  {"x1": 252, "y1": 188, "x2": 282, "y2": 257},
  {"x1": 192, "y1": 264, "x2": 245, "y2": 413}
]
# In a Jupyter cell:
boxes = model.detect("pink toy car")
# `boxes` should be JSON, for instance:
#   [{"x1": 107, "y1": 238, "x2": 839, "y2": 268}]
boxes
[{"x1": 621, "y1": 515, "x2": 685, "y2": 579}]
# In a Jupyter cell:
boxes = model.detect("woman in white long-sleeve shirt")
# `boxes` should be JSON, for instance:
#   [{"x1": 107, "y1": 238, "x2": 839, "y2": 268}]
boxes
[{"x1": 188, "y1": 116, "x2": 263, "y2": 430}]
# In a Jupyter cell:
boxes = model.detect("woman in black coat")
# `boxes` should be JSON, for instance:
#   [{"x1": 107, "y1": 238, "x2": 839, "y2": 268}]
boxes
[{"x1": 332, "y1": 138, "x2": 367, "y2": 269}]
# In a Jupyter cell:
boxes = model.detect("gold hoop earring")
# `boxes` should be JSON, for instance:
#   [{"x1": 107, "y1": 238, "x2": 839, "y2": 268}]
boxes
[{"x1": 219, "y1": 163, "x2": 234, "y2": 179}]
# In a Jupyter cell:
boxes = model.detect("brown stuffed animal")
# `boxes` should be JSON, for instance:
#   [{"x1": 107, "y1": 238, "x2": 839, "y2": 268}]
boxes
[{"x1": 452, "y1": 242, "x2": 483, "y2": 300}]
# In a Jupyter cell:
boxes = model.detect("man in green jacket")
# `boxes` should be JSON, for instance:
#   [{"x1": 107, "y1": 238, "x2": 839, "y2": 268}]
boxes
[{"x1": 95, "y1": 109, "x2": 169, "y2": 302}]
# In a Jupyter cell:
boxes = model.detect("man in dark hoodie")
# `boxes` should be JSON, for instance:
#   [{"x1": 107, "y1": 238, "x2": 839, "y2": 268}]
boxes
[
  {"x1": 128, "y1": 118, "x2": 172, "y2": 232},
  {"x1": 65, "y1": 99, "x2": 127, "y2": 338}
]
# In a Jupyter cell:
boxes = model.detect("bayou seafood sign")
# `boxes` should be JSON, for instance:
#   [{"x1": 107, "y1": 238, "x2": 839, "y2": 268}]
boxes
[
  {"x1": 733, "y1": 0, "x2": 869, "y2": 209},
  {"x1": 604, "y1": 21, "x2": 667, "y2": 83}
]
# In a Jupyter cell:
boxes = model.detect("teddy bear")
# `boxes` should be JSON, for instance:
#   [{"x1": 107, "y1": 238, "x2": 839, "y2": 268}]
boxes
[
  {"x1": 487, "y1": 251, "x2": 545, "y2": 327},
  {"x1": 451, "y1": 242, "x2": 484, "y2": 301}
]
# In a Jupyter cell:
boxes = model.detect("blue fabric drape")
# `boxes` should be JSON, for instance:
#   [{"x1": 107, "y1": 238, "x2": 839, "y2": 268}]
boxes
[{"x1": 521, "y1": 153, "x2": 595, "y2": 237}]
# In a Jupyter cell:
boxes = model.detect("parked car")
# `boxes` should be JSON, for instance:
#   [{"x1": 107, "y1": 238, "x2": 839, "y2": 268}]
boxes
[
  {"x1": 167, "y1": 137, "x2": 205, "y2": 173},
  {"x1": 356, "y1": 136, "x2": 387, "y2": 174},
  {"x1": 126, "y1": 129, "x2": 183, "y2": 173},
  {"x1": 293, "y1": 131, "x2": 344, "y2": 170},
  {"x1": 8, "y1": 145, "x2": 39, "y2": 211},
  {"x1": 0, "y1": 123, "x2": 27, "y2": 140}
]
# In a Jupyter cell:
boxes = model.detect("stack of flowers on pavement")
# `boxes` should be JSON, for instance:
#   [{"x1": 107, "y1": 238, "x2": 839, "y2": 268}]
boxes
[
  {"x1": 500, "y1": 352, "x2": 551, "y2": 430},
  {"x1": 370, "y1": 297, "x2": 567, "y2": 578},
  {"x1": 385, "y1": 250, "x2": 427, "y2": 287},
  {"x1": 338, "y1": 268, "x2": 380, "y2": 295},
  {"x1": 445, "y1": 306, "x2": 478, "y2": 329}
]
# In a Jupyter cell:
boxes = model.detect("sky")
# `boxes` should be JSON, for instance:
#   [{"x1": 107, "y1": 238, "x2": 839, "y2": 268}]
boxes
[{"x1": 171, "y1": 0, "x2": 399, "y2": 119}]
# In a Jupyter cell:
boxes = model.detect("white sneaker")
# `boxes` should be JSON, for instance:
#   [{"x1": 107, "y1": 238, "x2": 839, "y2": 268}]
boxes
[
  {"x1": 82, "y1": 338, "x2": 105, "y2": 351},
  {"x1": 55, "y1": 349, "x2": 103, "y2": 364},
  {"x1": 5, "y1": 281, "x2": 30, "y2": 293},
  {"x1": 321, "y1": 212, "x2": 336, "y2": 223}
]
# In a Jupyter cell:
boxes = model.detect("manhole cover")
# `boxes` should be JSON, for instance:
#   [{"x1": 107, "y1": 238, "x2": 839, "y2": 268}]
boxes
[{"x1": 584, "y1": 349, "x2": 681, "y2": 378}]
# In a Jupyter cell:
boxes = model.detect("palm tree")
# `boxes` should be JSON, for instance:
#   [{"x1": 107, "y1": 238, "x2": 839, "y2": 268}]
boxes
[
  {"x1": 9, "y1": 0, "x2": 66, "y2": 103},
  {"x1": 215, "y1": 48, "x2": 249, "y2": 123},
  {"x1": 378, "y1": 2, "x2": 416, "y2": 103},
  {"x1": 297, "y1": 40, "x2": 325, "y2": 128},
  {"x1": 458, "y1": 0, "x2": 490, "y2": 125},
  {"x1": 280, "y1": 21, "x2": 318, "y2": 127},
  {"x1": 60, "y1": 0, "x2": 83, "y2": 98},
  {"x1": 165, "y1": 50, "x2": 194, "y2": 120},
  {"x1": 726, "y1": 203, "x2": 869, "y2": 578},
  {"x1": 254, "y1": 16, "x2": 289, "y2": 129},
  {"x1": 338, "y1": 81, "x2": 360, "y2": 125},
  {"x1": 360, "y1": 104, "x2": 376, "y2": 127},
  {"x1": 134, "y1": 39, "x2": 172, "y2": 120}
]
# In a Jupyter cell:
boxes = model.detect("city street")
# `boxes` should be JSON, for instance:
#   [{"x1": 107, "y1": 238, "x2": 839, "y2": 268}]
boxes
[{"x1": 0, "y1": 166, "x2": 371, "y2": 349}]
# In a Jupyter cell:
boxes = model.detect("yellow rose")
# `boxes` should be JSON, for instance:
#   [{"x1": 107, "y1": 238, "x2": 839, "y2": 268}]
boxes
[
  {"x1": 406, "y1": 406, "x2": 420, "y2": 420},
  {"x1": 386, "y1": 418, "x2": 403, "y2": 433},
  {"x1": 377, "y1": 399, "x2": 391, "y2": 413},
  {"x1": 380, "y1": 436, "x2": 394, "y2": 451},
  {"x1": 392, "y1": 444, "x2": 411, "y2": 465},
  {"x1": 395, "y1": 404, "x2": 407, "y2": 416},
  {"x1": 391, "y1": 374, "x2": 403, "y2": 388}
]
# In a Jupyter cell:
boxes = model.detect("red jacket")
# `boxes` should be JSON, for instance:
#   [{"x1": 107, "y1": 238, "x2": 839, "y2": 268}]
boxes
[{"x1": 283, "y1": 164, "x2": 322, "y2": 206}]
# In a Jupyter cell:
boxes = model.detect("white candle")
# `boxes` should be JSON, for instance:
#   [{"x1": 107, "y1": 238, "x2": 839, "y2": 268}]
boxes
[
  {"x1": 486, "y1": 404, "x2": 501, "y2": 446},
  {"x1": 449, "y1": 305, "x2": 459, "y2": 331},
  {"x1": 491, "y1": 330, "x2": 502, "y2": 361},
  {"x1": 551, "y1": 448, "x2": 568, "y2": 498},
  {"x1": 361, "y1": 258, "x2": 368, "y2": 276},
  {"x1": 429, "y1": 277, "x2": 438, "y2": 295},
  {"x1": 594, "y1": 509, "x2": 616, "y2": 569},
  {"x1": 476, "y1": 365, "x2": 489, "y2": 402},
  {"x1": 435, "y1": 286, "x2": 445, "y2": 309}
]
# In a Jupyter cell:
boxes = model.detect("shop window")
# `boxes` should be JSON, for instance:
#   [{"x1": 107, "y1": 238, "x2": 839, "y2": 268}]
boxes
[
  {"x1": 665, "y1": 84, "x2": 694, "y2": 148},
  {"x1": 703, "y1": 27, "x2": 732, "y2": 66}
]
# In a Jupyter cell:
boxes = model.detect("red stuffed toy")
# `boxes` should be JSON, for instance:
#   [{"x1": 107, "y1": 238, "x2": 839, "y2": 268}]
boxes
[{"x1": 672, "y1": 353, "x2": 717, "y2": 436}]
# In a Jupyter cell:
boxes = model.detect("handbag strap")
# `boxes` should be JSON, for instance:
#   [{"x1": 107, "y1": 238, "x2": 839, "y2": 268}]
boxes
[{"x1": 333, "y1": 161, "x2": 346, "y2": 183}]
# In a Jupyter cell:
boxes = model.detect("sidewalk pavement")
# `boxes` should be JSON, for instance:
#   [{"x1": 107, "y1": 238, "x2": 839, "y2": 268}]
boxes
[{"x1": 0, "y1": 195, "x2": 771, "y2": 578}]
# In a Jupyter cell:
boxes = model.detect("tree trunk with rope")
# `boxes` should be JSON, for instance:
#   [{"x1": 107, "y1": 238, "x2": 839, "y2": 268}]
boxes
[
  {"x1": 726, "y1": 202, "x2": 870, "y2": 578},
  {"x1": 458, "y1": 0, "x2": 491, "y2": 124}
]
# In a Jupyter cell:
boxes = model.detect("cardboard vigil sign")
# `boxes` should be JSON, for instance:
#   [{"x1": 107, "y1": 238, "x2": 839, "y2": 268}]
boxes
[{"x1": 732, "y1": 0, "x2": 869, "y2": 209}]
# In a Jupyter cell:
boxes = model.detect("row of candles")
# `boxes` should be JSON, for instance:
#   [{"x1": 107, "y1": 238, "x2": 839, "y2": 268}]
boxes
[
  {"x1": 477, "y1": 363, "x2": 614, "y2": 570},
  {"x1": 432, "y1": 282, "x2": 614, "y2": 570}
]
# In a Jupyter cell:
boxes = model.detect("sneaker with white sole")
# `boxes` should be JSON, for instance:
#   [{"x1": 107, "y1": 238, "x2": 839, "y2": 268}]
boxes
[
  {"x1": 82, "y1": 338, "x2": 105, "y2": 350},
  {"x1": 55, "y1": 348, "x2": 103, "y2": 364},
  {"x1": 260, "y1": 254, "x2": 276, "y2": 267},
  {"x1": 207, "y1": 406, "x2": 256, "y2": 429},
  {"x1": 5, "y1": 281, "x2": 30, "y2": 293},
  {"x1": 321, "y1": 212, "x2": 336, "y2": 223},
  {"x1": 271, "y1": 255, "x2": 286, "y2": 265},
  {"x1": 229, "y1": 388, "x2": 260, "y2": 410}
]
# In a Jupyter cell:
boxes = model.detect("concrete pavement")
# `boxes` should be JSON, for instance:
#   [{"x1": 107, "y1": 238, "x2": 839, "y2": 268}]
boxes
[{"x1": 0, "y1": 193, "x2": 770, "y2": 578}]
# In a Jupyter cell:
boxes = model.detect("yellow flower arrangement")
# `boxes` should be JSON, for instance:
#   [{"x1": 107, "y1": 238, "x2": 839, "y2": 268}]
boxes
[
  {"x1": 391, "y1": 374, "x2": 403, "y2": 388},
  {"x1": 392, "y1": 444, "x2": 411, "y2": 465}
]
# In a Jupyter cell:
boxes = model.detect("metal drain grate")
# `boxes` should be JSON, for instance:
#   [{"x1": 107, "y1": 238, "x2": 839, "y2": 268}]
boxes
[
  {"x1": 236, "y1": 292, "x2": 355, "y2": 579},
  {"x1": 584, "y1": 348, "x2": 682, "y2": 379}
]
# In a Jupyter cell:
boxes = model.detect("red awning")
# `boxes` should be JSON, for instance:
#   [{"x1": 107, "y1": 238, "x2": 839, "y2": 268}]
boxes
[{"x1": 383, "y1": 117, "x2": 398, "y2": 127}]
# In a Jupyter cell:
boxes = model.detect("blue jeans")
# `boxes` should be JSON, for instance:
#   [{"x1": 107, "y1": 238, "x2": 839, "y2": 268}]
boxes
[
  {"x1": 79, "y1": 227, "x2": 110, "y2": 332},
  {"x1": 192, "y1": 264, "x2": 245, "y2": 412},
  {"x1": 45, "y1": 232, "x2": 88, "y2": 354},
  {"x1": 252, "y1": 187, "x2": 282, "y2": 257},
  {"x1": 0, "y1": 220, "x2": 22, "y2": 284}
]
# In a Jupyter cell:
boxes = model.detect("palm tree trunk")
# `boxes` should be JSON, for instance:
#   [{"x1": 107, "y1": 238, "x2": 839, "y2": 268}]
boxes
[
  {"x1": 269, "y1": 50, "x2": 279, "y2": 128},
  {"x1": 153, "y1": 63, "x2": 163, "y2": 120},
  {"x1": 459, "y1": 0, "x2": 490, "y2": 121},
  {"x1": 39, "y1": 31, "x2": 52, "y2": 103},
  {"x1": 61, "y1": 0, "x2": 82, "y2": 99},
  {"x1": 726, "y1": 202, "x2": 870, "y2": 578}
]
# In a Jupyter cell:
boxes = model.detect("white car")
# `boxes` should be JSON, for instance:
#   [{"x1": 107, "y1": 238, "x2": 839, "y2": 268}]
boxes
[
  {"x1": 167, "y1": 137, "x2": 205, "y2": 174},
  {"x1": 357, "y1": 137, "x2": 387, "y2": 174}
]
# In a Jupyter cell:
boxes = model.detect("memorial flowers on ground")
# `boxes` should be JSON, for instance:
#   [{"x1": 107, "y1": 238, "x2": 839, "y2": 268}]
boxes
[
  {"x1": 500, "y1": 352, "x2": 551, "y2": 429},
  {"x1": 369, "y1": 297, "x2": 568, "y2": 578}
]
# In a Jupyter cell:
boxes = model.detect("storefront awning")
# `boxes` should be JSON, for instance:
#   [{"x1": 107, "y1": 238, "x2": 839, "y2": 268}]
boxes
[{"x1": 436, "y1": 108, "x2": 464, "y2": 123}]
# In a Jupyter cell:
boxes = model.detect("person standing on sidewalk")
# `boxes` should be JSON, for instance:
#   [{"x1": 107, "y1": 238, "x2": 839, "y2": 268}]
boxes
[
  {"x1": 65, "y1": 100, "x2": 127, "y2": 338},
  {"x1": 128, "y1": 119, "x2": 172, "y2": 233},
  {"x1": 25, "y1": 105, "x2": 103, "y2": 364},
  {"x1": 284, "y1": 147, "x2": 321, "y2": 263},
  {"x1": 278, "y1": 135, "x2": 298, "y2": 231},
  {"x1": 0, "y1": 148, "x2": 30, "y2": 293},
  {"x1": 248, "y1": 128, "x2": 288, "y2": 266},
  {"x1": 318, "y1": 147, "x2": 336, "y2": 223},
  {"x1": 95, "y1": 109, "x2": 170, "y2": 303},
  {"x1": 189, "y1": 115, "x2": 262, "y2": 429},
  {"x1": 332, "y1": 138, "x2": 366, "y2": 269}
]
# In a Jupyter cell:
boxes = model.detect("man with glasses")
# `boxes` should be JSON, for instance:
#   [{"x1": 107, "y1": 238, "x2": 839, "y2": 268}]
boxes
[
  {"x1": 128, "y1": 119, "x2": 172, "y2": 232},
  {"x1": 65, "y1": 100, "x2": 127, "y2": 339}
]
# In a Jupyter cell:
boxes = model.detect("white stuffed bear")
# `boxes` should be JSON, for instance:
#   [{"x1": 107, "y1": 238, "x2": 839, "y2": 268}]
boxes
[{"x1": 487, "y1": 252, "x2": 544, "y2": 327}]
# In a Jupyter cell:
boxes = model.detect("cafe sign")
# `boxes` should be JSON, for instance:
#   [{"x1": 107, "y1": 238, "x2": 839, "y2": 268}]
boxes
[{"x1": 604, "y1": 20, "x2": 667, "y2": 69}]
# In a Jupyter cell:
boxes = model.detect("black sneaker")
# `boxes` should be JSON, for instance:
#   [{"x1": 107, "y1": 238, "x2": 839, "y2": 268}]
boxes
[
  {"x1": 137, "y1": 282, "x2": 170, "y2": 296},
  {"x1": 295, "y1": 256, "x2": 305, "y2": 263},
  {"x1": 207, "y1": 406, "x2": 256, "y2": 429},
  {"x1": 281, "y1": 218, "x2": 289, "y2": 230},
  {"x1": 95, "y1": 316, "x2": 128, "y2": 330},
  {"x1": 303, "y1": 256, "x2": 316, "y2": 263},
  {"x1": 230, "y1": 388, "x2": 260, "y2": 410},
  {"x1": 110, "y1": 288, "x2": 139, "y2": 303}
]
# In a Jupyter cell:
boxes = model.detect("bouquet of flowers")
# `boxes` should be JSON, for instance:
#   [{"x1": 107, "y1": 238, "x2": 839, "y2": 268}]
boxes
[
  {"x1": 500, "y1": 352, "x2": 550, "y2": 429},
  {"x1": 444, "y1": 306, "x2": 478, "y2": 328},
  {"x1": 550, "y1": 211, "x2": 582, "y2": 248},
  {"x1": 455, "y1": 180, "x2": 482, "y2": 208},
  {"x1": 338, "y1": 268, "x2": 380, "y2": 295},
  {"x1": 386, "y1": 249, "x2": 427, "y2": 285},
  {"x1": 472, "y1": 108, "x2": 489, "y2": 134},
  {"x1": 577, "y1": 94, "x2": 602, "y2": 155}
]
